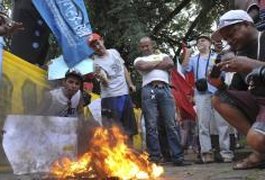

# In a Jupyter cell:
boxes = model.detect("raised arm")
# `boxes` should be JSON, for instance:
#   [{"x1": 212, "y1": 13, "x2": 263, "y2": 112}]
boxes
[{"x1": 181, "y1": 48, "x2": 192, "y2": 68}]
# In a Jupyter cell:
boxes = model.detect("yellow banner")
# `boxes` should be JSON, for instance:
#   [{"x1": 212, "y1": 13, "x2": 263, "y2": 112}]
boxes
[
  {"x1": 0, "y1": 51, "x2": 143, "y2": 149},
  {"x1": 0, "y1": 51, "x2": 48, "y2": 115}
]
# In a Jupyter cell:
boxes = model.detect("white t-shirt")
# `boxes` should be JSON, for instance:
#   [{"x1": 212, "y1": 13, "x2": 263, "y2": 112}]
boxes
[
  {"x1": 134, "y1": 53, "x2": 170, "y2": 87},
  {"x1": 93, "y1": 49, "x2": 129, "y2": 98},
  {"x1": 46, "y1": 88, "x2": 81, "y2": 117}
]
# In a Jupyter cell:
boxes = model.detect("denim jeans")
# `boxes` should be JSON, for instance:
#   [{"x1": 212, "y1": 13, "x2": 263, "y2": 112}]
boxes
[
  {"x1": 141, "y1": 83, "x2": 183, "y2": 162},
  {"x1": 195, "y1": 93, "x2": 234, "y2": 159},
  {"x1": 101, "y1": 95, "x2": 138, "y2": 136}
]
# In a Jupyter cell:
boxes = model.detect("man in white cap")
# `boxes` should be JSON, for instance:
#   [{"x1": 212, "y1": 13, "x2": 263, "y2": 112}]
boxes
[{"x1": 210, "y1": 9, "x2": 265, "y2": 170}]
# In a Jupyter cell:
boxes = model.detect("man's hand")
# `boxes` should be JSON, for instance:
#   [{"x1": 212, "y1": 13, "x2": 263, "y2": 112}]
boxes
[
  {"x1": 155, "y1": 56, "x2": 174, "y2": 70},
  {"x1": 94, "y1": 65, "x2": 109, "y2": 86},
  {"x1": 129, "y1": 84, "x2": 136, "y2": 93},
  {"x1": 5, "y1": 21, "x2": 24, "y2": 35},
  {"x1": 208, "y1": 76, "x2": 224, "y2": 89},
  {"x1": 217, "y1": 56, "x2": 264, "y2": 73},
  {"x1": 0, "y1": 13, "x2": 24, "y2": 36}
]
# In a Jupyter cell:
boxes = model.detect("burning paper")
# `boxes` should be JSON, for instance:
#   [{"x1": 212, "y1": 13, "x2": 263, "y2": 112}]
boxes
[
  {"x1": 2, "y1": 115, "x2": 78, "y2": 175},
  {"x1": 51, "y1": 126, "x2": 164, "y2": 179}
]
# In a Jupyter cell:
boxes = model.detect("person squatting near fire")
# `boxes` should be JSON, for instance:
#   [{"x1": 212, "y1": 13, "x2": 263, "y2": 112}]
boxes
[
  {"x1": 181, "y1": 35, "x2": 234, "y2": 163},
  {"x1": 37, "y1": 69, "x2": 89, "y2": 156},
  {"x1": 134, "y1": 36, "x2": 188, "y2": 166},
  {"x1": 210, "y1": 9, "x2": 265, "y2": 170},
  {"x1": 87, "y1": 33, "x2": 138, "y2": 144}
]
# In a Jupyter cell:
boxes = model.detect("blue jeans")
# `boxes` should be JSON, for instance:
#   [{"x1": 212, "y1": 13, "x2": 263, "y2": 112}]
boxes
[
  {"x1": 141, "y1": 83, "x2": 183, "y2": 162},
  {"x1": 101, "y1": 95, "x2": 138, "y2": 136}
]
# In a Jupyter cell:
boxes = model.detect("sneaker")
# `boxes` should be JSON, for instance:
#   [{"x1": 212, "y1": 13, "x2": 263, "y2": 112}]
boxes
[
  {"x1": 201, "y1": 153, "x2": 214, "y2": 163},
  {"x1": 149, "y1": 157, "x2": 170, "y2": 165},
  {"x1": 222, "y1": 157, "x2": 233, "y2": 163},
  {"x1": 172, "y1": 160, "x2": 191, "y2": 166}
]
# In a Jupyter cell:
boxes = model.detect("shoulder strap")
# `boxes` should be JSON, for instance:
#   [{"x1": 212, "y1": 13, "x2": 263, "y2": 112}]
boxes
[{"x1": 196, "y1": 52, "x2": 211, "y2": 79}]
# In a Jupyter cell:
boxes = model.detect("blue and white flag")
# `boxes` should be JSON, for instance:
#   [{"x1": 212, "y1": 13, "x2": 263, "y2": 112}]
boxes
[{"x1": 32, "y1": 0, "x2": 94, "y2": 68}]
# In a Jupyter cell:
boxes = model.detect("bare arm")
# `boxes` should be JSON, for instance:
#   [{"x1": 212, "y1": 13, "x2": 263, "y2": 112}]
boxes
[
  {"x1": 155, "y1": 56, "x2": 174, "y2": 70},
  {"x1": 181, "y1": 48, "x2": 192, "y2": 68},
  {"x1": 0, "y1": 13, "x2": 24, "y2": 36},
  {"x1": 134, "y1": 60, "x2": 161, "y2": 72},
  {"x1": 124, "y1": 66, "x2": 136, "y2": 92}
]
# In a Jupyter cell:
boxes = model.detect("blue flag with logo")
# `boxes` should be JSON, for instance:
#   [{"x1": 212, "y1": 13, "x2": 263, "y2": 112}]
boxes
[{"x1": 32, "y1": 0, "x2": 93, "y2": 68}]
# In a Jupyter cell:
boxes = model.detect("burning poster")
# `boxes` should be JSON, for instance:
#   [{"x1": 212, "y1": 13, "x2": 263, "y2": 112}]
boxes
[
  {"x1": 2, "y1": 115, "x2": 78, "y2": 175},
  {"x1": 51, "y1": 126, "x2": 164, "y2": 179}
]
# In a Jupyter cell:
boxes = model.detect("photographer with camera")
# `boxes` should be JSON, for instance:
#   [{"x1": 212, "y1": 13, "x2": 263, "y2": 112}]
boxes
[
  {"x1": 210, "y1": 10, "x2": 265, "y2": 170},
  {"x1": 181, "y1": 35, "x2": 234, "y2": 163}
]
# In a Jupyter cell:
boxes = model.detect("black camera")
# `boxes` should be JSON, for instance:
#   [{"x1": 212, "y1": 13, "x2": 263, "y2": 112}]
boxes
[
  {"x1": 209, "y1": 54, "x2": 222, "y2": 78},
  {"x1": 245, "y1": 66, "x2": 265, "y2": 96},
  {"x1": 195, "y1": 78, "x2": 208, "y2": 92}
]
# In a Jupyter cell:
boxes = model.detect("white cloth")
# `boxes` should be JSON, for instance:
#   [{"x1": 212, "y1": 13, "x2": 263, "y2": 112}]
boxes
[{"x1": 134, "y1": 53, "x2": 170, "y2": 87}]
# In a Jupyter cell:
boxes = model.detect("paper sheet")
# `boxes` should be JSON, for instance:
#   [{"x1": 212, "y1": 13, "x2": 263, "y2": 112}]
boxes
[{"x1": 2, "y1": 115, "x2": 78, "y2": 175}]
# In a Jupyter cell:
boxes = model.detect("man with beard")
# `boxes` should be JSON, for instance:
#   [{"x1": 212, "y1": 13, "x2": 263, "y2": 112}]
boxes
[{"x1": 210, "y1": 9, "x2": 265, "y2": 169}]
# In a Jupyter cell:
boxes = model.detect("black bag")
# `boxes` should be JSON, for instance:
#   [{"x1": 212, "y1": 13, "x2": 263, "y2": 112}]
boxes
[
  {"x1": 195, "y1": 53, "x2": 210, "y2": 92},
  {"x1": 195, "y1": 78, "x2": 208, "y2": 92}
]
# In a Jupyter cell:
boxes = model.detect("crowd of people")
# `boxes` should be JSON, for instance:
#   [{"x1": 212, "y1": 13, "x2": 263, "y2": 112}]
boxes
[{"x1": 1, "y1": 0, "x2": 265, "y2": 172}]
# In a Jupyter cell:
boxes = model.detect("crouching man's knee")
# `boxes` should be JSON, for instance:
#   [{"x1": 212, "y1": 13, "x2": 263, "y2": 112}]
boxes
[
  {"x1": 212, "y1": 95, "x2": 222, "y2": 110},
  {"x1": 247, "y1": 129, "x2": 265, "y2": 154}
]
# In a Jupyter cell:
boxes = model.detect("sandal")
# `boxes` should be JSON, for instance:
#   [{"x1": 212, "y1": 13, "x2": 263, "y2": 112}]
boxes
[{"x1": 233, "y1": 153, "x2": 265, "y2": 170}]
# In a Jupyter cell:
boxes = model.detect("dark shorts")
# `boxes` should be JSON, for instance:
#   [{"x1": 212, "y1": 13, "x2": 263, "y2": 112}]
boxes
[
  {"x1": 216, "y1": 90, "x2": 265, "y2": 135},
  {"x1": 101, "y1": 95, "x2": 138, "y2": 136}
]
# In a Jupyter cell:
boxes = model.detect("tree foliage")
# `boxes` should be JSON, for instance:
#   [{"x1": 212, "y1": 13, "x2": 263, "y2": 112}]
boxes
[
  {"x1": 86, "y1": 0, "x2": 230, "y2": 64},
  {"x1": 3, "y1": 0, "x2": 230, "y2": 65}
]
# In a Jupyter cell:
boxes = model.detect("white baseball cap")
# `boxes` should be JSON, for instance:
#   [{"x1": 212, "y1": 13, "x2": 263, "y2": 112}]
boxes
[{"x1": 212, "y1": 10, "x2": 254, "y2": 40}]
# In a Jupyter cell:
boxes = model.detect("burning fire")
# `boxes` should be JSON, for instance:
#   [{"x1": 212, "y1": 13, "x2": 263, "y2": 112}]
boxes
[{"x1": 51, "y1": 126, "x2": 164, "y2": 179}]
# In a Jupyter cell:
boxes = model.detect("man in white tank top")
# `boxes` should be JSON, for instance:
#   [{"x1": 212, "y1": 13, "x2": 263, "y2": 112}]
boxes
[{"x1": 134, "y1": 36, "x2": 185, "y2": 166}]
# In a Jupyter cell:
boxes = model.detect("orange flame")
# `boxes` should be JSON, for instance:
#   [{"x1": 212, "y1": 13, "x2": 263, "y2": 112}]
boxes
[{"x1": 51, "y1": 126, "x2": 164, "y2": 179}]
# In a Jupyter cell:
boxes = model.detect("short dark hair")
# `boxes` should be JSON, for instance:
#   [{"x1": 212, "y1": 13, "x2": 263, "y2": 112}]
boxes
[{"x1": 65, "y1": 69, "x2": 83, "y2": 82}]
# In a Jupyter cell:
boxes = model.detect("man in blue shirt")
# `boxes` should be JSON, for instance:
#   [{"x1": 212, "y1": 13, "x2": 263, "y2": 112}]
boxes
[{"x1": 181, "y1": 35, "x2": 234, "y2": 163}]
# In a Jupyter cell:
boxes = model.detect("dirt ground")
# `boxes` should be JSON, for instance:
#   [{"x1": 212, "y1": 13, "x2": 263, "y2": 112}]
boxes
[{"x1": 0, "y1": 148, "x2": 264, "y2": 180}]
